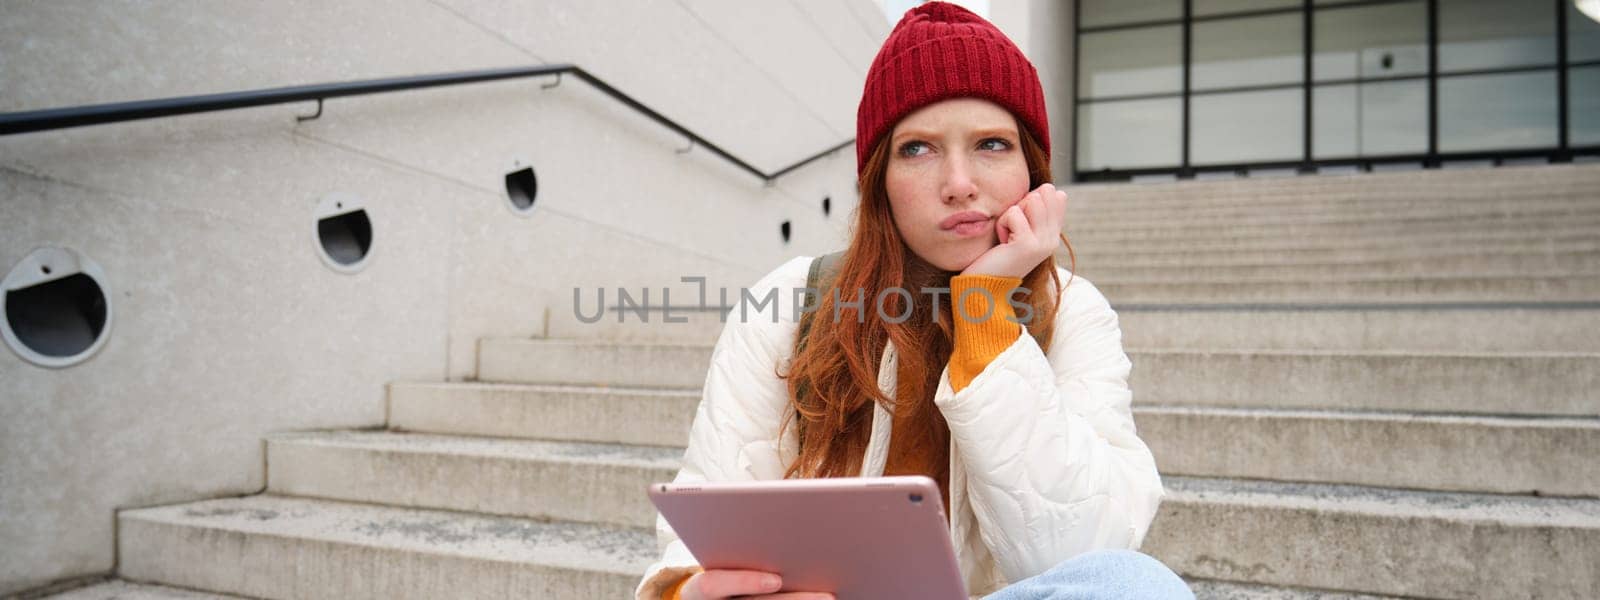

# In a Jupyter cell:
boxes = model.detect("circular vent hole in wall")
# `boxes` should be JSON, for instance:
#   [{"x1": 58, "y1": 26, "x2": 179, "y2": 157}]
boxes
[
  {"x1": 505, "y1": 165, "x2": 538, "y2": 215},
  {"x1": 315, "y1": 193, "x2": 373, "y2": 273},
  {"x1": 2, "y1": 247, "x2": 114, "y2": 368}
]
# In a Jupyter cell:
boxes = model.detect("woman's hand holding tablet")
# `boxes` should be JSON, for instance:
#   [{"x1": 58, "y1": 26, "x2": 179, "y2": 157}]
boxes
[
  {"x1": 677, "y1": 570, "x2": 834, "y2": 600},
  {"x1": 649, "y1": 475, "x2": 966, "y2": 600}
]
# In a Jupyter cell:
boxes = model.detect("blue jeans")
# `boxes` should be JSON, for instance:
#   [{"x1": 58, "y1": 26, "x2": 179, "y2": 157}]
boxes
[{"x1": 983, "y1": 550, "x2": 1195, "y2": 600}]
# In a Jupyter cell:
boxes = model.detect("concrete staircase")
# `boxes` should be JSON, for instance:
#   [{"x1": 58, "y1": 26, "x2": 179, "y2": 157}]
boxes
[
  {"x1": 55, "y1": 164, "x2": 1600, "y2": 599},
  {"x1": 1072, "y1": 164, "x2": 1600, "y2": 599}
]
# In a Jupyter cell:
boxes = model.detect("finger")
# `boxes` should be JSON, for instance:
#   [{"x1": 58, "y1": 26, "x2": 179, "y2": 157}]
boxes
[
  {"x1": 1047, "y1": 189, "x2": 1068, "y2": 233},
  {"x1": 1039, "y1": 183, "x2": 1064, "y2": 219},
  {"x1": 748, "y1": 593, "x2": 836, "y2": 600},
  {"x1": 1019, "y1": 189, "x2": 1043, "y2": 229},
  {"x1": 1013, "y1": 187, "x2": 1038, "y2": 207},
  {"x1": 1035, "y1": 182, "x2": 1056, "y2": 215},
  {"x1": 1021, "y1": 192, "x2": 1052, "y2": 241},
  {"x1": 692, "y1": 570, "x2": 783, "y2": 598},
  {"x1": 997, "y1": 204, "x2": 1018, "y2": 244},
  {"x1": 999, "y1": 204, "x2": 1032, "y2": 246}
]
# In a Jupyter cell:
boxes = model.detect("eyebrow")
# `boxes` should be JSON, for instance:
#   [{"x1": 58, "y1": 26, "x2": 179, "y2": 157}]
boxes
[
  {"x1": 972, "y1": 127, "x2": 1019, "y2": 139},
  {"x1": 892, "y1": 126, "x2": 1019, "y2": 143}
]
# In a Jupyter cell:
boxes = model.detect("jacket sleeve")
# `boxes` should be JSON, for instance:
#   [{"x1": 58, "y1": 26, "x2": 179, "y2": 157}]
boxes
[
  {"x1": 635, "y1": 257, "x2": 807, "y2": 600},
  {"x1": 933, "y1": 273, "x2": 1163, "y2": 584}
]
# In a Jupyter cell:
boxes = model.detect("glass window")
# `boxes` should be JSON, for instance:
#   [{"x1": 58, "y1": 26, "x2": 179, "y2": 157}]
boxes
[
  {"x1": 1079, "y1": 25, "x2": 1183, "y2": 98},
  {"x1": 1570, "y1": 1, "x2": 1600, "y2": 63},
  {"x1": 1194, "y1": 0, "x2": 1299, "y2": 18},
  {"x1": 1438, "y1": 71, "x2": 1558, "y2": 151},
  {"x1": 1191, "y1": 88, "x2": 1304, "y2": 165},
  {"x1": 1572, "y1": 66, "x2": 1600, "y2": 145},
  {"x1": 1192, "y1": 13, "x2": 1304, "y2": 90},
  {"x1": 1080, "y1": 0, "x2": 1182, "y2": 28},
  {"x1": 1313, "y1": 81, "x2": 1429, "y2": 158},
  {"x1": 1314, "y1": 2, "x2": 1429, "y2": 82},
  {"x1": 1072, "y1": 0, "x2": 1578, "y2": 177},
  {"x1": 1076, "y1": 98, "x2": 1183, "y2": 170},
  {"x1": 1439, "y1": 0, "x2": 1556, "y2": 73}
]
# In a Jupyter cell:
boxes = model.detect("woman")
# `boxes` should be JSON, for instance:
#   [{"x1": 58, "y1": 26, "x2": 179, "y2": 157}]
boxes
[{"x1": 636, "y1": 3, "x2": 1191, "y2": 599}]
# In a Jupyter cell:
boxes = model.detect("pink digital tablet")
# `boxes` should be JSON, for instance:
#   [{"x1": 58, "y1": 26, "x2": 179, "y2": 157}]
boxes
[{"x1": 647, "y1": 475, "x2": 966, "y2": 599}]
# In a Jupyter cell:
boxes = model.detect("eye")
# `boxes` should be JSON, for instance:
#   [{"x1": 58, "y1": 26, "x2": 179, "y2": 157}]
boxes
[
  {"x1": 979, "y1": 137, "x2": 1013, "y2": 152},
  {"x1": 897, "y1": 141, "x2": 931, "y2": 158}
]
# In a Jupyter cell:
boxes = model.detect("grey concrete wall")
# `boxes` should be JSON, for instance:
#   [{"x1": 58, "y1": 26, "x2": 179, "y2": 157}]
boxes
[
  {"x1": 989, "y1": 0, "x2": 1077, "y2": 177},
  {"x1": 0, "y1": 1, "x2": 886, "y2": 594}
]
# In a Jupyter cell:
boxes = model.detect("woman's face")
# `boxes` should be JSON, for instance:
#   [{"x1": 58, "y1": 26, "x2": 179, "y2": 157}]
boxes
[{"x1": 885, "y1": 97, "x2": 1031, "y2": 273}]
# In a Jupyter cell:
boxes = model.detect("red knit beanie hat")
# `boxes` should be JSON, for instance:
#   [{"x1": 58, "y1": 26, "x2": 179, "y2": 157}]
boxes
[{"x1": 856, "y1": 1, "x2": 1050, "y2": 175}]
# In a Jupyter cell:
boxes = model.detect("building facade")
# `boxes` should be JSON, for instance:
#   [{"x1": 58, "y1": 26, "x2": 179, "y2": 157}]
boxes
[{"x1": 1072, "y1": 0, "x2": 1600, "y2": 181}]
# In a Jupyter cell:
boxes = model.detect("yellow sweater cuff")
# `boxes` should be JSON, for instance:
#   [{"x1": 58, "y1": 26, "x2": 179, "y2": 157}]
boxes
[
  {"x1": 949, "y1": 274, "x2": 1023, "y2": 393},
  {"x1": 661, "y1": 568, "x2": 701, "y2": 600}
]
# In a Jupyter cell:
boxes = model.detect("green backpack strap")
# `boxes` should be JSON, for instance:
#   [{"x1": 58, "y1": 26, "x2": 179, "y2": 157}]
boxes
[
  {"x1": 793, "y1": 250, "x2": 845, "y2": 445},
  {"x1": 797, "y1": 250, "x2": 845, "y2": 355}
]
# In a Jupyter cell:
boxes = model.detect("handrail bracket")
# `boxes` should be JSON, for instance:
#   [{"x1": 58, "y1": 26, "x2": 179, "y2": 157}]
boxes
[{"x1": 295, "y1": 98, "x2": 324, "y2": 123}]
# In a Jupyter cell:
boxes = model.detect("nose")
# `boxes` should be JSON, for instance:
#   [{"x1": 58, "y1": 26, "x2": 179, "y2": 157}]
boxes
[{"x1": 940, "y1": 154, "x2": 978, "y2": 205}]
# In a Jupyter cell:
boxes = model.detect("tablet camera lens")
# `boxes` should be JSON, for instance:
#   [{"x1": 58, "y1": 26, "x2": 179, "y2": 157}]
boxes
[{"x1": 909, "y1": 493, "x2": 923, "y2": 504}]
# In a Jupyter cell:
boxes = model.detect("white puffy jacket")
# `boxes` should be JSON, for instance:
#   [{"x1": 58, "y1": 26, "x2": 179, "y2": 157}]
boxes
[{"x1": 635, "y1": 256, "x2": 1164, "y2": 599}]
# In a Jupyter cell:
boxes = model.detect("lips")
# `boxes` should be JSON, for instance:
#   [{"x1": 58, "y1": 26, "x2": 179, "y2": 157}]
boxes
[{"x1": 940, "y1": 210, "x2": 991, "y2": 230}]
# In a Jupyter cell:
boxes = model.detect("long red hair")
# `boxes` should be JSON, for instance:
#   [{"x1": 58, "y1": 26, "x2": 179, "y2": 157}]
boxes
[{"x1": 779, "y1": 120, "x2": 1075, "y2": 479}]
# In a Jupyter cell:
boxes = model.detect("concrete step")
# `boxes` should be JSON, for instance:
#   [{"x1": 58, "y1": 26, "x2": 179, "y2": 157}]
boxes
[
  {"x1": 1078, "y1": 168, "x2": 1599, "y2": 193},
  {"x1": 1079, "y1": 249, "x2": 1600, "y2": 281},
  {"x1": 394, "y1": 379, "x2": 1597, "y2": 496},
  {"x1": 1097, "y1": 266, "x2": 1599, "y2": 286},
  {"x1": 475, "y1": 340, "x2": 1599, "y2": 416},
  {"x1": 1071, "y1": 188, "x2": 1600, "y2": 224},
  {"x1": 1095, "y1": 273, "x2": 1600, "y2": 303},
  {"x1": 1117, "y1": 304, "x2": 1600, "y2": 352},
  {"x1": 1072, "y1": 223, "x2": 1600, "y2": 257},
  {"x1": 266, "y1": 431, "x2": 678, "y2": 529},
  {"x1": 257, "y1": 424, "x2": 1600, "y2": 598},
  {"x1": 1067, "y1": 163, "x2": 1600, "y2": 212},
  {"x1": 1070, "y1": 186, "x2": 1600, "y2": 220},
  {"x1": 478, "y1": 338, "x2": 710, "y2": 388},
  {"x1": 1069, "y1": 235, "x2": 1600, "y2": 268},
  {"x1": 1070, "y1": 183, "x2": 1600, "y2": 217},
  {"x1": 1130, "y1": 349, "x2": 1599, "y2": 416},
  {"x1": 389, "y1": 381, "x2": 699, "y2": 447},
  {"x1": 1068, "y1": 205, "x2": 1600, "y2": 244},
  {"x1": 1072, "y1": 222, "x2": 1599, "y2": 255},
  {"x1": 1146, "y1": 476, "x2": 1600, "y2": 599},
  {"x1": 1137, "y1": 406, "x2": 1600, "y2": 496},
  {"x1": 1185, "y1": 579, "x2": 1404, "y2": 600},
  {"x1": 121, "y1": 482, "x2": 1592, "y2": 600},
  {"x1": 117, "y1": 495, "x2": 654, "y2": 600},
  {"x1": 544, "y1": 306, "x2": 728, "y2": 344},
  {"x1": 46, "y1": 571, "x2": 1401, "y2": 600},
  {"x1": 38, "y1": 581, "x2": 245, "y2": 599}
]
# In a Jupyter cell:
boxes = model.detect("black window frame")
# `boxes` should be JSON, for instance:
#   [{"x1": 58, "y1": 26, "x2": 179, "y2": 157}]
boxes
[{"x1": 1071, "y1": 0, "x2": 1600, "y2": 183}]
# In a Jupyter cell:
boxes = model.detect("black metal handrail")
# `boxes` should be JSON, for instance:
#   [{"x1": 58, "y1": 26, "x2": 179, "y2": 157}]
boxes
[{"x1": 0, "y1": 64, "x2": 854, "y2": 182}]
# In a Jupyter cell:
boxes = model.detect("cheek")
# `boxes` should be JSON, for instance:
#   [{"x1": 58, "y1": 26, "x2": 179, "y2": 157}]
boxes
[
  {"x1": 988, "y1": 159, "x2": 1032, "y2": 204},
  {"x1": 885, "y1": 169, "x2": 932, "y2": 226}
]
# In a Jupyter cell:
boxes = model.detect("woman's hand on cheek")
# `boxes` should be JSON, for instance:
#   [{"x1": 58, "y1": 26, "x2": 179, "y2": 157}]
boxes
[{"x1": 960, "y1": 183, "x2": 1067, "y2": 278}]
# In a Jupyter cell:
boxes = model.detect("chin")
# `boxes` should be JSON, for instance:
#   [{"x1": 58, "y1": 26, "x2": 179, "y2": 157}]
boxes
[
  {"x1": 935, "y1": 247, "x2": 988, "y2": 273},
  {"x1": 909, "y1": 238, "x2": 992, "y2": 273}
]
